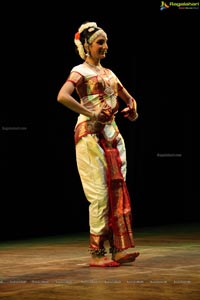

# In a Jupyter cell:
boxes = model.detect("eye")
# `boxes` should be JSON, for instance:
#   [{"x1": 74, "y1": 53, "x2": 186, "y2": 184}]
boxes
[{"x1": 97, "y1": 39, "x2": 106, "y2": 45}]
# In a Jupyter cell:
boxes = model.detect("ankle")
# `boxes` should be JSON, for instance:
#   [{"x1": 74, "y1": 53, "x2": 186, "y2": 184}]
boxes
[
  {"x1": 89, "y1": 247, "x2": 107, "y2": 258},
  {"x1": 109, "y1": 247, "x2": 123, "y2": 259}
]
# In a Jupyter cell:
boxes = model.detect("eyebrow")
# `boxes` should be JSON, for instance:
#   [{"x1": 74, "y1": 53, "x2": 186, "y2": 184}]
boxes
[{"x1": 96, "y1": 38, "x2": 107, "y2": 42}]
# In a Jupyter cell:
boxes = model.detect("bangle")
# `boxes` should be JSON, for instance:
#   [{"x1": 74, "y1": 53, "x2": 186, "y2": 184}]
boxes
[
  {"x1": 129, "y1": 112, "x2": 138, "y2": 121},
  {"x1": 134, "y1": 112, "x2": 139, "y2": 120}
]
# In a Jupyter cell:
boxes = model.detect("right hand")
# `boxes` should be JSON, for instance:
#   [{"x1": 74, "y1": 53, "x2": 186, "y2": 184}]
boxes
[{"x1": 94, "y1": 103, "x2": 113, "y2": 123}]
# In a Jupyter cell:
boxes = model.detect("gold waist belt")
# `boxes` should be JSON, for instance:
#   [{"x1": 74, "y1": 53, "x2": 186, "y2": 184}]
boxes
[{"x1": 74, "y1": 120, "x2": 105, "y2": 145}]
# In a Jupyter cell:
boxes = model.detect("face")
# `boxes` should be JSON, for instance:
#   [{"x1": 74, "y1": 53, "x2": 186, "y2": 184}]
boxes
[{"x1": 88, "y1": 35, "x2": 108, "y2": 60}]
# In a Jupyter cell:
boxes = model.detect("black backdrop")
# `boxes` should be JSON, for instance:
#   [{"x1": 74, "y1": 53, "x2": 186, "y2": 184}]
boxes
[{"x1": 1, "y1": 3, "x2": 197, "y2": 240}]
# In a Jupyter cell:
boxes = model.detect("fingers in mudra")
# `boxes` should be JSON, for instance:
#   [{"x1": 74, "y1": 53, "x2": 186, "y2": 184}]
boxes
[{"x1": 98, "y1": 104, "x2": 113, "y2": 122}]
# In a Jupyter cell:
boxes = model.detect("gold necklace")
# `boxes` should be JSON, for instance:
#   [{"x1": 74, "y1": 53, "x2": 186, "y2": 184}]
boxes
[
  {"x1": 85, "y1": 62, "x2": 117, "y2": 109},
  {"x1": 85, "y1": 61, "x2": 102, "y2": 71}
]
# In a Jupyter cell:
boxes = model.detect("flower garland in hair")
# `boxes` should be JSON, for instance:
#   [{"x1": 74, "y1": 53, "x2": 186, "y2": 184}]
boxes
[
  {"x1": 74, "y1": 22, "x2": 98, "y2": 60},
  {"x1": 74, "y1": 31, "x2": 86, "y2": 60},
  {"x1": 78, "y1": 22, "x2": 97, "y2": 34},
  {"x1": 88, "y1": 29, "x2": 107, "y2": 44}
]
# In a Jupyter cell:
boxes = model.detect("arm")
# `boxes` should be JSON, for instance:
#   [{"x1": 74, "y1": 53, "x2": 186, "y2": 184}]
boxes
[
  {"x1": 118, "y1": 87, "x2": 138, "y2": 121},
  {"x1": 57, "y1": 80, "x2": 113, "y2": 122},
  {"x1": 57, "y1": 80, "x2": 95, "y2": 119}
]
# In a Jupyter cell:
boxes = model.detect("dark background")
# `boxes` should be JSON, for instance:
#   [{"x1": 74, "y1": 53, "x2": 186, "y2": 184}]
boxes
[{"x1": 0, "y1": 3, "x2": 197, "y2": 240}]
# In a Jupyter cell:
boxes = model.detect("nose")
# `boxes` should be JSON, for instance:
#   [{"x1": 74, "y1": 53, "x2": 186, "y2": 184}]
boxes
[
  {"x1": 103, "y1": 43, "x2": 108, "y2": 51},
  {"x1": 105, "y1": 43, "x2": 108, "y2": 49}
]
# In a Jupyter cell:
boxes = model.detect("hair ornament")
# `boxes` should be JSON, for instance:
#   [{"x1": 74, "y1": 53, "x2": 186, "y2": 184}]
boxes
[
  {"x1": 74, "y1": 32, "x2": 80, "y2": 40},
  {"x1": 88, "y1": 27, "x2": 95, "y2": 32},
  {"x1": 78, "y1": 22, "x2": 97, "y2": 34},
  {"x1": 74, "y1": 32, "x2": 86, "y2": 60},
  {"x1": 88, "y1": 29, "x2": 107, "y2": 44}
]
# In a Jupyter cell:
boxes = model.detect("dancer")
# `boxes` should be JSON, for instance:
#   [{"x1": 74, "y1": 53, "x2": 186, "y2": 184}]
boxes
[{"x1": 57, "y1": 21, "x2": 140, "y2": 267}]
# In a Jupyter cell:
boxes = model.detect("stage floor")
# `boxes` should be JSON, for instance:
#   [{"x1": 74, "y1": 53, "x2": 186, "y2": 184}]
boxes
[{"x1": 0, "y1": 223, "x2": 199, "y2": 300}]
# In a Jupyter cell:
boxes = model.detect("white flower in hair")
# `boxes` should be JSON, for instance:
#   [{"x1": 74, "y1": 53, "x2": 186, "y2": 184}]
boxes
[
  {"x1": 74, "y1": 31, "x2": 86, "y2": 60},
  {"x1": 88, "y1": 29, "x2": 107, "y2": 44},
  {"x1": 78, "y1": 22, "x2": 97, "y2": 34},
  {"x1": 88, "y1": 28, "x2": 95, "y2": 32},
  {"x1": 74, "y1": 40, "x2": 85, "y2": 60}
]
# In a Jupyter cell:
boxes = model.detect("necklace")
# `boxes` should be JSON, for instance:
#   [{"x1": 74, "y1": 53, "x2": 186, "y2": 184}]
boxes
[
  {"x1": 85, "y1": 61, "x2": 102, "y2": 71},
  {"x1": 85, "y1": 61, "x2": 117, "y2": 109}
]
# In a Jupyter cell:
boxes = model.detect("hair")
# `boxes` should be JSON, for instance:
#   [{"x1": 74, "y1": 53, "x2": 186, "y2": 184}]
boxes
[{"x1": 74, "y1": 21, "x2": 107, "y2": 60}]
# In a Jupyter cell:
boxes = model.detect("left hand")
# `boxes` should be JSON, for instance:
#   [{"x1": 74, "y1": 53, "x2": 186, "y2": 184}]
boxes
[{"x1": 121, "y1": 106, "x2": 138, "y2": 121}]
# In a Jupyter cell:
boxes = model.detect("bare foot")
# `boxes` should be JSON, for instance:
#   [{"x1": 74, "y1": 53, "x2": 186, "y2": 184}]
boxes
[{"x1": 89, "y1": 256, "x2": 120, "y2": 267}]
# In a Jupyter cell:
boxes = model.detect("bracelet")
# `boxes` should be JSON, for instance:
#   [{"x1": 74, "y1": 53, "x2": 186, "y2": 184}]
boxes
[{"x1": 129, "y1": 112, "x2": 138, "y2": 122}]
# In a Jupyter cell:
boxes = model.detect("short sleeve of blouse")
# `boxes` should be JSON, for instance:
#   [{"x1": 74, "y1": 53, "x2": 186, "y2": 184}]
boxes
[{"x1": 66, "y1": 71, "x2": 83, "y2": 87}]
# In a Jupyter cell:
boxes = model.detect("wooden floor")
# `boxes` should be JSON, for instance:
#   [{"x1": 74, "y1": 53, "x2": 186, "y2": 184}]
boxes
[{"x1": 0, "y1": 223, "x2": 199, "y2": 300}]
